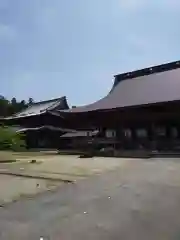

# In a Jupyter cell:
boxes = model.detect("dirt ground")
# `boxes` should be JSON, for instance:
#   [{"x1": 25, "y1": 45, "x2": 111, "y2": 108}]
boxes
[
  {"x1": 18, "y1": 155, "x2": 128, "y2": 175},
  {"x1": 0, "y1": 154, "x2": 129, "y2": 179},
  {"x1": 1, "y1": 151, "x2": 180, "y2": 207},
  {"x1": 1, "y1": 157, "x2": 180, "y2": 239},
  {"x1": 0, "y1": 152, "x2": 128, "y2": 204},
  {"x1": 0, "y1": 175, "x2": 61, "y2": 205}
]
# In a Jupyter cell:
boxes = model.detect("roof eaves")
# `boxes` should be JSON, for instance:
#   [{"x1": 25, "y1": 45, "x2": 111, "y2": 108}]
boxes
[
  {"x1": 17, "y1": 125, "x2": 75, "y2": 133},
  {"x1": 3, "y1": 111, "x2": 45, "y2": 120},
  {"x1": 47, "y1": 110, "x2": 65, "y2": 118}
]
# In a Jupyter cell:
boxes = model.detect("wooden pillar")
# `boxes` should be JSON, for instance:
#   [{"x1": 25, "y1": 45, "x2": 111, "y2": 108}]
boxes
[
  {"x1": 165, "y1": 124, "x2": 170, "y2": 138},
  {"x1": 131, "y1": 127, "x2": 136, "y2": 140},
  {"x1": 131, "y1": 127, "x2": 137, "y2": 149},
  {"x1": 149, "y1": 122, "x2": 156, "y2": 150},
  {"x1": 176, "y1": 124, "x2": 180, "y2": 139},
  {"x1": 101, "y1": 127, "x2": 106, "y2": 138}
]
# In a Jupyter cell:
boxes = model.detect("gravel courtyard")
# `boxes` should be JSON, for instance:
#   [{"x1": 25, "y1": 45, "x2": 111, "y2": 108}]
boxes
[
  {"x1": 1, "y1": 153, "x2": 180, "y2": 208},
  {"x1": 0, "y1": 153, "x2": 129, "y2": 204},
  {"x1": 1, "y1": 157, "x2": 180, "y2": 239}
]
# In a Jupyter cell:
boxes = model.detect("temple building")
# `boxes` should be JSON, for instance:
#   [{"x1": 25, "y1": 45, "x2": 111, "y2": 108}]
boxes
[
  {"x1": 54, "y1": 60, "x2": 180, "y2": 152},
  {"x1": 2, "y1": 96, "x2": 74, "y2": 149},
  {"x1": 3, "y1": 60, "x2": 180, "y2": 153}
]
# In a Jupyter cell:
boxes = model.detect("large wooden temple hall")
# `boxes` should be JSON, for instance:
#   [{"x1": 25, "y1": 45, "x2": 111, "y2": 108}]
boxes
[{"x1": 54, "y1": 60, "x2": 180, "y2": 152}]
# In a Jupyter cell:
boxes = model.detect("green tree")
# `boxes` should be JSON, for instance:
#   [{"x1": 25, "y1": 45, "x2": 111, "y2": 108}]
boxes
[
  {"x1": 0, "y1": 126, "x2": 26, "y2": 151},
  {"x1": 0, "y1": 95, "x2": 30, "y2": 116},
  {"x1": 28, "y1": 97, "x2": 34, "y2": 105},
  {"x1": 18, "y1": 100, "x2": 27, "y2": 112},
  {"x1": 0, "y1": 96, "x2": 9, "y2": 117},
  {"x1": 11, "y1": 97, "x2": 17, "y2": 106},
  {"x1": 8, "y1": 97, "x2": 17, "y2": 115}
]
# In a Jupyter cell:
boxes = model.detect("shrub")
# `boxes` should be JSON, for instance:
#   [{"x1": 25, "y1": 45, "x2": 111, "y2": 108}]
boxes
[{"x1": 0, "y1": 126, "x2": 26, "y2": 151}]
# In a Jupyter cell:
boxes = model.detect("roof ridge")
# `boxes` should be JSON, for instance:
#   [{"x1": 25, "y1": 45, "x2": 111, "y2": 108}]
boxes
[
  {"x1": 112, "y1": 60, "x2": 180, "y2": 92},
  {"x1": 30, "y1": 96, "x2": 66, "y2": 106},
  {"x1": 114, "y1": 60, "x2": 180, "y2": 80},
  {"x1": 46, "y1": 98, "x2": 64, "y2": 111}
]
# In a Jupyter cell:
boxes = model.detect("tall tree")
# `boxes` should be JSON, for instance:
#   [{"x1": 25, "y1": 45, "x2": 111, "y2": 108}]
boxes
[
  {"x1": 0, "y1": 96, "x2": 9, "y2": 117},
  {"x1": 0, "y1": 96, "x2": 31, "y2": 117},
  {"x1": 16, "y1": 100, "x2": 27, "y2": 113},
  {"x1": 28, "y1": 98, "x2": 34, "y2": 105},
  {"x1": 8, "y1": 97, "x2": 18, "y2": 115},
  {"x1": 11, "y1": 97, "x2": 17, "y2": 106}
]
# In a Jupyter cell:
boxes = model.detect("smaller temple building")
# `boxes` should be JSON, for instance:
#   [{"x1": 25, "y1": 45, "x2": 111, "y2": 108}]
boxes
[{"x1": 2, "y1": 96, "x2": 74, "y2": 149}]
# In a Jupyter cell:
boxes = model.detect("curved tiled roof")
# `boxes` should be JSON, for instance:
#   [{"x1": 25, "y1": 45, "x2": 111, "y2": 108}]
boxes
[
  {"x1": 58, "y1": 60, "x2": 180, "y2": 113},
  {"x1": 5, "y1": 96, "x2": 69, "y2": 120}
]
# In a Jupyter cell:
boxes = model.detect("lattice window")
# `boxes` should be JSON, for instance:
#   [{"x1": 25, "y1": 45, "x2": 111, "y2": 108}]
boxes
[
  {"x1": 136, "y1": 128, "x2": 147, "y2": 138},
  {"x1": 124, "y1": 129, "x2": 132, "y2": 138},
  {"x1": 171, "y1": 127, "x2": 178, "y2": 138},
  {"x1": 106, "y1": 129, "x2": 116, "y2": 138},
  {"x1": 156, "y1": 127, "x2": 166, "y2": 137}
]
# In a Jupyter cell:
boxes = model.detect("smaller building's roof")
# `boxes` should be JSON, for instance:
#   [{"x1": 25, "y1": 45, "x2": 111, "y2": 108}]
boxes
[
  {"x1": 11, "y1": 125, "x2": 74, "y2": 133},
  {"x1": 4, "y1": 96, "x2": 69, "y2": 120}
]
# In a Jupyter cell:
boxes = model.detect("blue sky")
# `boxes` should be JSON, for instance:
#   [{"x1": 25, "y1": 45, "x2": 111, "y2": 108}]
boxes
[{"x1": 1, "y1": 0, "x2": 180, "y2": 106}]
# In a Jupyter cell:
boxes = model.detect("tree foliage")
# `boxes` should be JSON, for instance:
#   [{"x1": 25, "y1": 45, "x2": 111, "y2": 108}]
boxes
[
  {"x1": 0, "y1": 96, "x2": 34, "y2": 117},
  {"x1": 28, "y1": 97, "x2": 34, "y2": 105},
  {"x1": 0, "y1": 96, "x2": 32, "y2": 151},
  {"x1": 0, "y1": 126, "x2": 26, "y2": 151}
]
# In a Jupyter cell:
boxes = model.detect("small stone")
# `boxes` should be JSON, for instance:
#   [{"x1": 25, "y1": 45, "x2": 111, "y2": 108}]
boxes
[
  {"x1": 84, "y1": 211, "x2": 87, "y2": 214},
  {"x1": 108, "y1": 196, "x2": 111, "y2": 199},
  {"x1": 122, "y1": 184, "x2": 128, "y2": 188},
  {"x1": 117, "y1": 184, "x2": 123, "y2": 188},
  {"x1": 30, "y1": 159, "x2": 37, "y2": 164},
  {"x1": 20, "y1": 168, "x2": 24, "y2": 170},
  {"x1": 36, "y1": 183, "x2": 40, "y2": 188}
]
